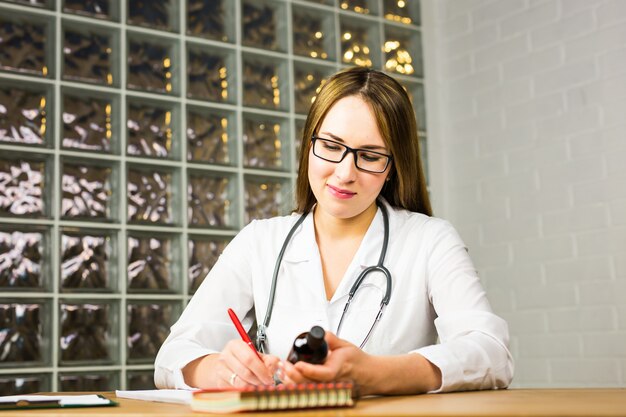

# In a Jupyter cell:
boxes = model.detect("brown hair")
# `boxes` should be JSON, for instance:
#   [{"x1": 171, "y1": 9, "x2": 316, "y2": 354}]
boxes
[{"x1": 295, "y1": 67, "x2": 432, "y2": 216}]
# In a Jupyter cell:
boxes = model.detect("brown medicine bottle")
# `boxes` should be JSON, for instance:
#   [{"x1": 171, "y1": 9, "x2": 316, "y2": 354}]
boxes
[{"x1": 287, "y1": 325, "x2": 328, "y2": 364}]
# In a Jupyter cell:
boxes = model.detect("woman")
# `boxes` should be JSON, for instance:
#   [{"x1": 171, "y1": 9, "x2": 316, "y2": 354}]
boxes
[{"x1": 154, "y1": 67, "x2": 513, "y2": 395}]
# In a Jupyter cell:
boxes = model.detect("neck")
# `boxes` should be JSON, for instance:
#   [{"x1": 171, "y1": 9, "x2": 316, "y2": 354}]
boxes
[{"x1": 313, "y1": 201, "x2": 379, "y2": 241}]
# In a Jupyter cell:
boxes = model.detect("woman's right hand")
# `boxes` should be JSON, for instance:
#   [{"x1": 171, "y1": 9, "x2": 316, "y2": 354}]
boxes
[{"x1": 182, "y1": 340, "x2": 278, "y2": 389}]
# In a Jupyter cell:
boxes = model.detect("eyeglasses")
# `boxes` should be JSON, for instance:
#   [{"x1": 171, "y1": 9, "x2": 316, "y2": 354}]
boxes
[{"x1": 311, "y1": 136, "x2": 392, "y2": 173}]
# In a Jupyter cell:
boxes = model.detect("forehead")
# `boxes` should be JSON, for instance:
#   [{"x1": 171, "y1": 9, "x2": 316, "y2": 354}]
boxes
[{"x1": 318, "y1": 96, "x2": 384, "y2": 146}]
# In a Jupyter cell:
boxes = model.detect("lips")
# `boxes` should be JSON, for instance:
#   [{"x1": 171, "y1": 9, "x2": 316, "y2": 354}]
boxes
[{"x1": 327, "y1": 184, "x2": 356, "y2": 199}]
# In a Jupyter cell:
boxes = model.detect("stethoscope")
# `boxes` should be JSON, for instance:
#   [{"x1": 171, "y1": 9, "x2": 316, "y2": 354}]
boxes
[{"x1": 256, "y1": 199, "x2": 392, "y2": 353}]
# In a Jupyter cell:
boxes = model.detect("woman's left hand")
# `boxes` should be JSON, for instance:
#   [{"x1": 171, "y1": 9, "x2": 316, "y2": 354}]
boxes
[{"x1": 278, "y1": 332, "x2": 370, "y2": 387}]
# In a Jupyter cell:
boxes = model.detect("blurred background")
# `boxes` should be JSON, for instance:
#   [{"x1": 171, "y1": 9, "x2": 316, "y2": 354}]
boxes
[{"x1": 0, "y1": 0, "x2": 624, "y2": 394}]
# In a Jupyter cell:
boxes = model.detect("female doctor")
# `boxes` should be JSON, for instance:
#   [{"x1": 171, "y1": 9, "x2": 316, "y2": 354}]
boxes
[{"x1": 154, "y1": 67, "x2": 513, "y2": 395}]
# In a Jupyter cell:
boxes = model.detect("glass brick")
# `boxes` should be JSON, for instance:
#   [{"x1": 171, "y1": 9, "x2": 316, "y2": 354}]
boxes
[
  {"x1": 188, "y1": 237, "x2": 229, "y2": 294},
  {"x1": 59, "y1": 301, "x2": 117, "y2": 364},
  {"x1": 242, "y1": 0, "x2": 286, "y2": 52},
  {"x1": 127, "y1": 302, "x2": 177, "y2": 363},
  {"x1": 0, "y1": 14, "x2": 51, "y2": 77},
  {"x1": 186, "y1": 107, "x2": 234, "y2": 165},
  {"x1": 59, "y1": 371, "x2": 118, "y2": 391},
  {"x1": 339, "y1": 0, "x2": 378, "y2": 15},
  {"x1": 0, "y1": 229, "x2": 45, "y2": 290},
  {"x1": 244, "y1": 176, "x2": 287, "y2": 223},
  {"x1": 401, "y1": 80, "x2": 426, "y2": 130},
  {"x1": 127, "y1": 371, "x2": 156, "y2": 390},
  {"x1": 0, "y1": 301, "x2": 48, "y2": 367},
  {"x1": 242, "y1": 54, "x2": 286, "y2": 111},
  {"x1": 0, "y1": 158, "x2": 46, "y2": 218},
  {"x1": 384, "y1": 25, "x2": 423, "y2": 77},
  {"x1": 62, "y1": 24, "x2": 116, "y2": 86},
  {"x1": 64, "y1": 0, "x2": 115, "y2": 20},
  {"x1": 62, "y1": 91, "x2": 115, "y2": 152},
  {"x1": 3, "y1": 0, "x2": 50, "y2": 8},
  {"x1": 128, "y1": 0, "x2": 178, "y2": 32},
  {"x1": 61, "y1": 163, "x2": 112, "y2": 220},
  {"x1": 293, "y1": 64, "x2": 330, "y2": 115},
  {"x1": 127, "y1": 168, "x2": 173, "y2": 224},
  {"x1": 0, "y1": 84, "x2": 49, "y2": 146},
  {"x1": 188, "y1": 173, "x2": 235, "y2": 228},
  {"x1": 61, "y1": 231, "x2": 112, "y2": 291},
  {"x1": 187, "y1": 0, "x2": 234, "y2": 43},
  {"x1": 127, "y1": 234, "x2": 176, "y2": 292},
  {"x1": 186, "y1": 44, "x2": 235, "y2": 103},
  {"x1": 242, "y1": 115, "x2": 288, "y2": 171},
  {"x1": 300, "y1": 0, "x2": 334, "y2": 5},
  {"x1": 127, "y1": 34, "x2": 177, "y2": 94},
  {"x1": 0, "y1": 374, "x2": 50, "y2": 396},
  {"x1": 340, "y1": 17, "x2": 380, "y2": 68},
  {"x1": 292, "y1": 6, "x2": 334, "y2": 61},
  {"x1": 384, "y1": 0, "x2": 420, "y2": 25},
  {"x1": 127, "y1": 101, "x2": 175, "y2": 159}
]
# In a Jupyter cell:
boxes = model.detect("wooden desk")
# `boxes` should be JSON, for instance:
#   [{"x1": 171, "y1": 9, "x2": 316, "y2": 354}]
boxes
[{"x1": 2, "y1": 389, "x2": 625, "y2": 417}]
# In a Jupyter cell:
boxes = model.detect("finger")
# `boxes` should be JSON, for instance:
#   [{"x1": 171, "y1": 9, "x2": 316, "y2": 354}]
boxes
[
  {"x1": 325, "y1": 331, "x2": 351, "y2": 350},
  {"x1": 262, "y1": 354, "x2": 280, "y2": 373},
  {"x1": 280, "y1": 360, "x2": 314, "y2": 384},
  {"x1": 224, "y1": 341, "x2": 274, "y2": 385},
  {"x1": 293, "y1": 361, "x2": 336, "y2": 381}
]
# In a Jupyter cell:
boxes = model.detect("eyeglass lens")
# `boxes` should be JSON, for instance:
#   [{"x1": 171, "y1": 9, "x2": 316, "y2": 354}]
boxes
[{"x1": 313, "y1": 137, "x2": 389, "y2": 173}]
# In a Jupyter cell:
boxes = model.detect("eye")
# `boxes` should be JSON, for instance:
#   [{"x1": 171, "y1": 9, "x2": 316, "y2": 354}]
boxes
[
  {"x1": 321, "y1": 140, "x2": 343, "y2": 152},
  {"x1": 359, "y1": 152, "x2": 382, "y2": 162}
]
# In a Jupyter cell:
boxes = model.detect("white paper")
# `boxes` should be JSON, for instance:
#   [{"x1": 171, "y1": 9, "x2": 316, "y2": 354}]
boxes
[
  {"x1": 115, "y1": 389, "x2": 194, "y2": 405},
  {"x1": 0, "y1": 394, "x2": 111, "y2": 406}
]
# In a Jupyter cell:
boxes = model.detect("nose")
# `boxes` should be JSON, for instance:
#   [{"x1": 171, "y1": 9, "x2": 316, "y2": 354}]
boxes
[{"x1": 334, "y1": 151, "x2": 358, "y2": 183}]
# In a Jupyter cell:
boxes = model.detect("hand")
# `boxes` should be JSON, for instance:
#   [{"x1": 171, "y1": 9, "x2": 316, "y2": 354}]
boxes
[
  {"x1": 183, "y1": 339, "x2": 279, "y2": 389},
  {"x1": 279, "y1": 332, "x2": 368, "y2": 385}
]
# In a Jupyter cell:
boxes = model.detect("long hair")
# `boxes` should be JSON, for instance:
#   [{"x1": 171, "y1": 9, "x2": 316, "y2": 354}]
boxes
[{"x1": 295, "y1": 67, "x2": 432, "y2": 216}]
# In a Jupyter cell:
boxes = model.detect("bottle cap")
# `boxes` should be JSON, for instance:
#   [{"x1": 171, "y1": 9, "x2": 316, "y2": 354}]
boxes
[{"x1": 307, "y1": 326, "x2": 325, "y2": 349}]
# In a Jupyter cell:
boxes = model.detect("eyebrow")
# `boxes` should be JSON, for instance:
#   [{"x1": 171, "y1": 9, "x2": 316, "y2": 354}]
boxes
[{"x1": 319, "y1": 131, "x2": 387, "y2": 151}]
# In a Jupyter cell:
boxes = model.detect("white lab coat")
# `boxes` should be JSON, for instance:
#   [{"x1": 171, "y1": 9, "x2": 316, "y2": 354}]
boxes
[{"x1": 154, "y1": 199, "x2": 514, "y2": 392}]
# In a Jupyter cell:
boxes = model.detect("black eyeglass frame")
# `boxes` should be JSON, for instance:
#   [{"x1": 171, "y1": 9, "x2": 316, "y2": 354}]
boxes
[{"x1": 310, "y1": 135, "x2": 393, "y2": 174}]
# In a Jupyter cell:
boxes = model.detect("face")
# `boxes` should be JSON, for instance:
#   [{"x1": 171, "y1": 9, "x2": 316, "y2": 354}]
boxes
[{"x1": 308, "y1": 95, "x2": 391, "y2": 222}]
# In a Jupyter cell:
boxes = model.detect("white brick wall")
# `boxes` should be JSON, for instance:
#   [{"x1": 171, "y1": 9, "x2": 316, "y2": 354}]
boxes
[{"x1": 424, "y1": 0, "x2": 626, "y2": 387}]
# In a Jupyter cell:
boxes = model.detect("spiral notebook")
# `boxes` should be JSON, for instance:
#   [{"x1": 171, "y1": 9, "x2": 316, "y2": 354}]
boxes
[{"x1": 191, "y1": 382, "x2": 356, "y2": 414}]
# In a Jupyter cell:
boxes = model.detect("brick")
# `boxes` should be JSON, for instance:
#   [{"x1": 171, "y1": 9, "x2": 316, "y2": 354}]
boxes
[
  {"x1": 446, "y1": 94, "x2": 478, "y2": 122},
  {"x1": 583, "y1": 332, "x2": 626, "y2": 356},
  {"x1": 617, "y1": 305, "x2": 626, "y2": 330},
  {"x1": 474, "y1": 35, "x2": 529, "y2": 70},
  {"x1": 602, "y1": 98, "x2": 626, "y2": 127},
  {"x1": 596, "y1": 0, "x2": 626, "y2": 27},
  {"x1": 544, "y1": 256, "x2": 613, "y2": 283},
  {"x1": 559, "y1": 0, "x2": 604, "y2": 16},
  {"x1": 502, "y1": 46, "x2": 563, "y2": 81},
  {"x1": 448, "y1": 153, "x2": 508, "y2": 187},
  {"x1": 551, "y1": 358, "x2": 620, "y2": 384},
  {"x1": 576, "y1": 227, "x2": 626, "y2": 257},
  {"x1": 609, "y1": 199, "x2": 626, "y2": 226},
  {"x1": 567, "y1": 74, "x2": 626, "y2": 110},
  {"x1": 531, "y1": 9, "x2": 595, "y2": 48},
  {"x1": 476, "y1": 78, "x2": 532, "y2": 114},
  {"x1": 616, "y1": 257, "x2": 626, "y2": 278},
  {"x1": 578, "y1": 280, "x2": 626, "y2": 305},
  {"x1": 514, "y1": 282, "x2": 577, "y2": 309},
  {"x1": 606, "y1": 149, "x2": 626, "y2": 175},
  {"x1": 471, "y1": 0, "x2": 526, "y2": 28},
  {"x1": 448, "y1": 67, "x2": 501, "y2": 97},
  {"x1": 499, "y1": 0, "x2": 559, "y2": 38},
  {"x1": 466, "y1": 242, "x2": 512, "y2": 268},
  {"x1": 542, "y1": 204, "x2": 609, "y2": 236},
  {"x1": 443, "y1": 54, "x2": 473, "y2": 79},
  {"x1": 449, "y1": 196, "x2": 509, "y2": 225},
  {"x1": 482, "y1": 215, "x2": 540, "y2": 244},
  {"x1": 446, "y1": 25, "x2": 499, "y2": 57},
  {"x1": 504, "y1": 93, "x2": 565, "y2": 127},
  {"x1": 501, "y1": 310, "x2": 548, "y2": 334},
  {"x1": 565, "y1": 23, "x2": 626, "y2": 61},
  {"x1": 483, "y1": 286, "x2": 514, "y2": 313},
  {"x1": 478, "y1": 123, "x2": 535, "y2": 156},
  {"x1": 536, "y1": 107, "x2": 601, "y2": 139},
  {"x1": 512, "y1": 236, "x2": 574, "y2": 263},
  {"x1": 569, "y1": 126, "x2": 626, "y2": 159},
  {"x1": 548, "y1": 307, "x2": 616, "y2": 332},
  {"x1": 599, "y1": 47, "x2": 626, "y2": 77},
  {"x1": 443, "y1": 0, "x2": 491, "y2": 21},
  {"x1": 511, "y1": 357, "x2": 550, "y2": 386},
  {"x1": 537, "y1": 156, "x2": 605, "y2": 190},
  {"x1": 481, "y1": 172, "x2": 537, "y2": 200},
  {"x1": 534, "y1": 59, "x2": 597, "y2": 95},
  {"x1": 573, "y1": 177, "x2": 626, "y2": 206},
  {"x1": 442, "y1": 12, "x2": 472, "y2": 40},
  {"x1": 482, "y1": 263, "x2": 544, "y2": 290},
  {"x1": 510, "y1": 184, "x2": 572, "y2": 218},
  {"x1": 519, "y1": 334, "x2": 582, "y2": 358}
]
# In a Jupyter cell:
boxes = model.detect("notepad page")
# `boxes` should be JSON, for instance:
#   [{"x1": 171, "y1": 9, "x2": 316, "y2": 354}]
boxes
[{"x1": 115, "y1": 389, "x2": 194, "y2": 405}]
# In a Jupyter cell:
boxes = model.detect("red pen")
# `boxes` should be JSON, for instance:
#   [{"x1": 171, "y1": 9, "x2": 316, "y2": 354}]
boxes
[{"x1": 228, "y1": 308, "x2": 263, "y2": 360}]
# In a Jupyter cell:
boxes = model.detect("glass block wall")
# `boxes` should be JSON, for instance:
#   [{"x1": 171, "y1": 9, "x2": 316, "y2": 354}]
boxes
[{"x1": 0, "y1": 0, "x2": 426, "y2": 393}]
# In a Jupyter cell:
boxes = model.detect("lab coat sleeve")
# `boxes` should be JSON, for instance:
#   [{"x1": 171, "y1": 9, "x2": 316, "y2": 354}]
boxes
[
  {"x1": 154, "y1": 221, "x2": 259, "y2": 389},
  {"x1": 412, "y1": 220, "x2": 514, "y2": 392}
]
